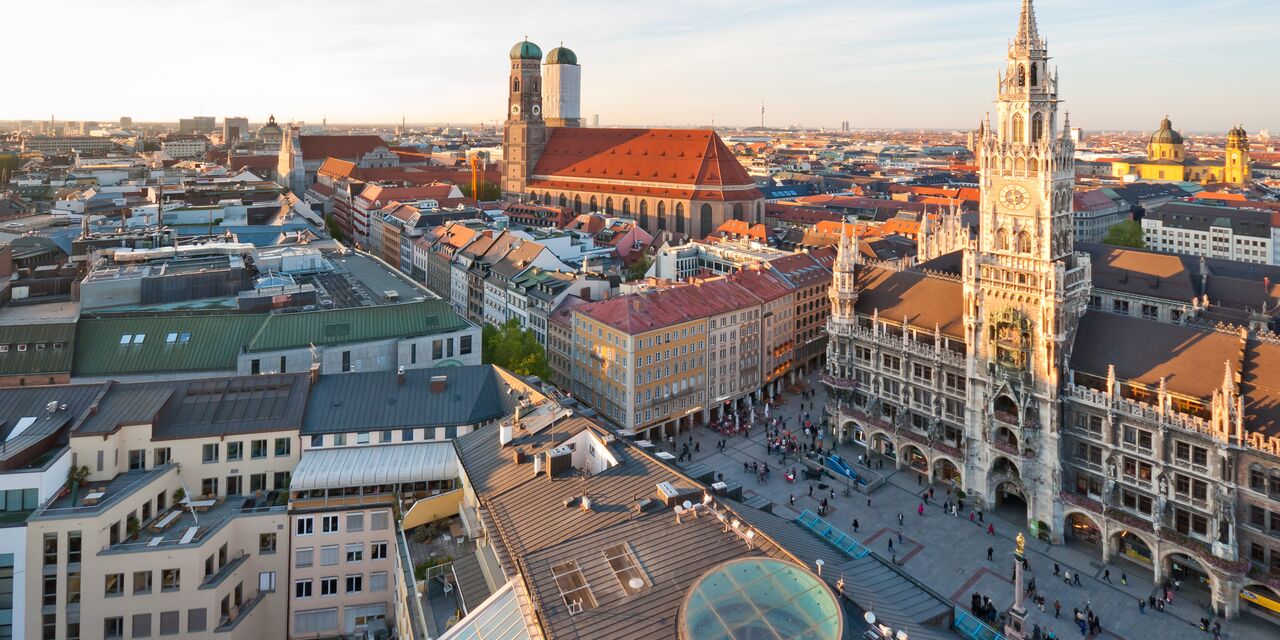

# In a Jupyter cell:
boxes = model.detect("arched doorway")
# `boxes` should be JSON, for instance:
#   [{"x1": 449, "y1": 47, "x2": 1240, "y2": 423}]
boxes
[
  {"x1": 1165, "y1": 552, "x2": 1213, "y2": 603},
  {"x1": 1113, "y1": 530, "x2": 1154, "y2": 566},
  {"x1": 1241, "y1": 584, "x2": 1280, "y2": 625},
  {"x1": 871, "y1": 433, "x2": 896, "y2": 459},
  {"x1": 1064, "y1": 512, "x2": 1102, "y2": 550},
  {"x1": 993, "y1": 426, "x2": 1018, "y2": 448},
  {"x1": 933, "y1": 457, "x2": 961, "y2": 486},
  {"x1": 903, "y1": 445, "x2": 928, "y2": 474},
  {"x1": 994, "y1": 479, "x2": 1027, "y2": 520}
]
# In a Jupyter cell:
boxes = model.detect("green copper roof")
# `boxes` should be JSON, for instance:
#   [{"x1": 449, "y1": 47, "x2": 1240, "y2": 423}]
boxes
[
  {"x1": 545, "y1": 46, "x2": 577, "y2": 65},
  {"x1": 246, "y1": 299, "x2": 469, "y2": 352},
  {"x1": 510, "y1": 40, "x2": 542, "y2": 60},
  {"x1": 0, "y1": 323, "x2": 76, "y2": 376}
]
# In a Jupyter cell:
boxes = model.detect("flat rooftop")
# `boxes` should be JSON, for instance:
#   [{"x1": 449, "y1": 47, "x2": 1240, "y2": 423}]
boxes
[{"x1": 295, "y1": 251, "x2": 435, "y2": 308}]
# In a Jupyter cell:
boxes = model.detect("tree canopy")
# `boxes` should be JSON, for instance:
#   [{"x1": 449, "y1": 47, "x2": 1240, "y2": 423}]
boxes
[
  {"x1": 482, "y1": 318, "x2": 549, "y2": 379},
  {"x1": 460, "y1": 179, "x2": 502, "y2": 201},
  {"x1": 1102, "y1": 219, "x2": 1146, "y2": 249}
]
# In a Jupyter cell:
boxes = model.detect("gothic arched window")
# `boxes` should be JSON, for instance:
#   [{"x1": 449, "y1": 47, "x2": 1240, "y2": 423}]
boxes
[
  {"x1": 573, "y1": 195, "x2": 582, "y2": 213},
  {"x1": 1017, "y1": 65, "x2": 1026, "y2": 87},
  {"x1": 701, "y1": 204, "x2": 714, "y2": 235},
  {"x1": 1015, "y1": 157, "x2": 1026, "y2": 172},
  {"x1": 543, "y1": 193, "x2": 551, "y2": 205},
  {"x1": 1030, "y1": 63, "x2": 1038, "y2": 87},
  {"x1": 996, "y1": 228, "x2": 1009, "y2": 251},
  {"x1": 1028, "y1": 158, "x2": 1038, "y2": 174},
  {"x1": 1016, "y1": 231, "x2": 1032, "y2": 254},
  {"x1": 1012, "y1": 114, "x2": 1024, "y2": 143},
  {"x1": 559, "y1": 193, "x2": 567, "y2": 207},
  {"x1": 1031, "y1": 113, "x2": 1044, "y2": 143},
  {"x1": 656, "y1": 203, "x2": 667, "y2": 230},
  {"x1": 513, "y1": 78, "x2": 520, "y2": 93},
  {"x1": 733, "y1": 203, "x2": 744, "y2": 221},
  {"x1": 622, "y1": 198, "x2": 630, "y2": 215},
  {"x1": 589, "y1": 196, "x2": 598, "y2": 212},
  {"x1": 605, "y1": 197, "x2": 614, "y2": 215},
  {"x1": 639, "y1": 201, "x2": 649, "y2": 229},
  {"x1": 675, "y1": 203, "x2": 686, "y2": 234}
]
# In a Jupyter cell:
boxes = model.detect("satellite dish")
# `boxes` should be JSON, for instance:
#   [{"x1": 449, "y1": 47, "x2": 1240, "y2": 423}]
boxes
[{"x1": 864, "y1": 612, "x2": 877, "y2": 625}]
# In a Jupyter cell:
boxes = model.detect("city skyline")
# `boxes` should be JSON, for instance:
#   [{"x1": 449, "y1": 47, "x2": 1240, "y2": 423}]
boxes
[{"x1": 10, "y1": 0, "x2": 1278, "y2": 131}]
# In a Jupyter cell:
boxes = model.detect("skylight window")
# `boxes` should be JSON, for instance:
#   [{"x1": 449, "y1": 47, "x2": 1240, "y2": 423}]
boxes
[
  {"x1": 603, "y1": 543, "x2": 650, "y2": 595},
  {"x1": 166, "y1": 333, "x2": 178, "y2": 343},
  {"x1": 550, "y1": 560, "x2": 597, "y2": 614}
]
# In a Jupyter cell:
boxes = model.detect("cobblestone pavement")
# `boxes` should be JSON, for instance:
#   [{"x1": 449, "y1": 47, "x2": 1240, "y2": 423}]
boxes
[{"x1": 668, "y1": 372, "x2": 1279, "y2": 640}]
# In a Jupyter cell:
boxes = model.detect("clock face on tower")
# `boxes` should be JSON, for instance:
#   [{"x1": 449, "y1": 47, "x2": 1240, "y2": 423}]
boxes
[
  {"x1": 511, "y1": 104, "x2": 521, "y2": 115},
  {"x1": 999, "y1": 185, "x2": 1031, "y2": 210},
  {"x1": 531, "y1": 104, "x2": 540, "y2": 116}
]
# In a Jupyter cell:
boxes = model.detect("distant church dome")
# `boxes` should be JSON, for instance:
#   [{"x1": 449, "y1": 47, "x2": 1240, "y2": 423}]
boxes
[
  {"x1": 545, "y1": 46, "x2": 577, "y2": 65},
  {"x1": 1228, "y1": 124, "x2": 1248, "y2": 141},
  {"x1": 1150, "y1": 115, "x2": 1184, "y2": 145},
  {"x1": 258, "y1": 114, "x2": 282, "y2": 136},
  {"x1": 510, "y1": 39, "x2": 543, "y2": 61}
]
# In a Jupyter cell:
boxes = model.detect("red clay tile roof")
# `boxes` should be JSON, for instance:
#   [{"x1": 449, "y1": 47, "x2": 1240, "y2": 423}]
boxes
[
  {"x1": 566, "y1": 214, "x2": 607, "y2": 234},
  {"x1": 1073, "y1": 189, "x2": 1120, "y2": 212},
  {"x1": 318, "y1": 157, "x2": 358, "y2": 179},
  {"x1": 356, "y1": 184, "x2": 455, "y2": 207},
  {"x1": 579, "y1": 277, "x2": 768, "y2": 334},
  {"x1": 855, "y1": 267, "x2": 965, "y2": 338},
  {"x1": 228, "y1": 155, "x2": 277, "y2": 172},
  {"x1": 715, "y1": 220, "x2": 768, "y2": 241},
  {"x1": 527, "y1": 128, "x2": 761, "y2": 201},
  {"x1": 297, "y1": 135, "x2": 388, "y2": 161}
]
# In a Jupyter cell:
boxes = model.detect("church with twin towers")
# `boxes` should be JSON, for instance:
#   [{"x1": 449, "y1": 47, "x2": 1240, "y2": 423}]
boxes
[
  {"x1": 501, "y1": 40, "x2": 764, "y2": 239},
  {"x1": 824, "y1": 0, "x2": 1280, "y2": 619}
]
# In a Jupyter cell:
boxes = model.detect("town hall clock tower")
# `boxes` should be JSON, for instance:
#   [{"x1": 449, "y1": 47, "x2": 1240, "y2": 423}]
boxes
[{"x1": 961, "y1": 0, "x2": 1091, "y2": 540}]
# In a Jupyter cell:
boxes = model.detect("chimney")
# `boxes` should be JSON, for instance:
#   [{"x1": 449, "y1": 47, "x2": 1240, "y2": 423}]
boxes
[
  {"x1": 430, "y1": 375, "x2": 447, "y2": 393},
  {"x1": 500, "y1": 422, "x2": 514, "y2": 446},
  {"x1": 532, "y1": 453, "x2": 544, "y2": 476},
  {"x1": 397, "y1": 366, "x2": 405, "y2": 385},
  {"x1": 309, "y1": 363, "x2": 321, "y2": 384}
]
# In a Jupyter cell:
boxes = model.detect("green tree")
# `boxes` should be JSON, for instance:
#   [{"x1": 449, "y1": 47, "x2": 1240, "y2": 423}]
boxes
[
  {"x1": 1102, "y1": 219, "x2": 1146, "y2": 249},
  {"x1": 625, "y1": 255, "x2": 653, "y2": 281},
  {"x1": 482, "y1": 318, "x2": 550, "y2": 379},
  {"x1": 459, "y1": 180, "x2": 502, "y2": 201}
]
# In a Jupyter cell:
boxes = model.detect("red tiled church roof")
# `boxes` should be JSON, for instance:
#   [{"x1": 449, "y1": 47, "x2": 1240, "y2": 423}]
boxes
[
  {"x1": 527, "y1": 128, "x2": 761, "y2": 201},
  {"x1": 298, "y1": 135, "x2": 388, "y2": 161}
]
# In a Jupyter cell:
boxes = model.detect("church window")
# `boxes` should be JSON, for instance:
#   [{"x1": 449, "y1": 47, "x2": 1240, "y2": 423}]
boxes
[
  {"x1": 639, "y1": 201, "x2": 649, "y2": 229},
  {"x1": 590, "y1": 196, "x2": 598, "y2": 212},
  {"x1": 1012, "y1": 114, "x2": 1024, "y2": 143},
  {"x1": 1028, "y1": 158, "x2": 1037, "y2": 174},
  {"x1": 559, "y1": 194, "x2": 567, "y2": 207},
  {"x1": 605, "y1": 197, "x2": 614, "y2": 214},
  {"x1": 995, "y1": 228, "x2": 1009, "y2": 251},
  {"x1": 543, "y1": 193, "x2": 551, "y2": 205},
  {"x1": 1015, "y1": 157, "x2": 1026, "y2": 172},
  {"x1": 1030, "y1": 63, "x2": 1038, "y2": 87},
  {"x1": 1016, "y1": 231, "x2": 1031, "y2": 254},
  {"x1": 574, "y1": 195, "x2": 582, "y2": 213},
  {"x1": 1031, "y1": 113, "x2": 1043, "y2": 143},
  {"x1": 701, "y1": 204, "x2": 713, "y2": 235},
  {"x1": 622, "y1": 199, "x2": 631, "y2": 215},
  {"x1": 733, "y1": 203, "x2": 743, "y2": 221},
  {"x1": 1017, "y1": 65, "x2": 1026, "y2": 87},
  {"x1": 656, "y1": 202, "x2": 667, "y2": 231},
  {"x1": 512, "y1": 78, "x2": 520, "y2": 93},
  {"x1": 675, "y1": 203, "x2": 686, "y2": 234}
]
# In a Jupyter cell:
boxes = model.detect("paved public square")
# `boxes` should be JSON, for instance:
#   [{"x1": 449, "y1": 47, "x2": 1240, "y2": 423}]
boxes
[{"x1": 672, "y1": 371, "x2": 1278, "y2": 640}]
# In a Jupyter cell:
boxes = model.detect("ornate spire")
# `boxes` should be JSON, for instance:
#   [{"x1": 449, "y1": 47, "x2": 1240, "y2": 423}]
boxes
[{"x1": 1015, "y1": 0, "x2": 1041, "y2": 47}]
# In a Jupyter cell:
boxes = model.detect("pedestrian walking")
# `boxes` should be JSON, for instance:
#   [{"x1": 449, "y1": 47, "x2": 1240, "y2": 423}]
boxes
[
  {"x1": 1138, "y1": 599, "x2": 1145, "y2": 615},
  {"x1": 897, "y1": 529, "x2": 903, "y2": 544},
  {"x1": 830, "y1": 488, "x2": 836, "y2": 501},
  {"x1": 1053, "y1": 600, "x2": 1061, "y2": 618},
  {"x1": 1121, "y1": 572, "x2": 1127, "y2": 585},
  {"x1": 987, "y1": 546, "x2": 994, "y2": 562},
  {"x1": 918, "y1": 474, "x2": 923, "y2": 486},
  {"x1": 808, "y1": 484, "x2": 813, "y2": 497},
  {"x1": 970, "y1": 510, "x2": 976, "y2": 522},
  {"x1": 898, "y1": 513, "x2": 904, "y2": 526},
  {"x1": 1053, "y1": 563, "x2": 1060, "y2": 577},
  {"x1": 987, "y1": 523, "x2": 995, "y2": 536},
  {"x1": 695, "y1": 441, "x2": 700, "y2": 453},
  {"x1": 1073, "y1": 572, "x2": 1081, "y2": 586},
  {"x1": 852, "y1": 518, "x2": 859, "y2": 532},
  {"x1": 978, "y1": 509, "x2": 984, "y2": 522},
  {"x1": 789, "y1": 494, "x2": 795, "y2": 506},
  {"x1": 917, "y1": 503, "x2": 925, "y2": 517},
  {"x1": 928, "y1": 487, "x2": 934, "y2": 499},
  {"x1": 1103, "y1": 569, "x2": 1111, "y2": 584},
  {"x1": 1063, "y1": 570, "x2": 1071, "y2": 585},
  {"x1": 867, "y1": 496, "x2": 872, "y2": 507}
]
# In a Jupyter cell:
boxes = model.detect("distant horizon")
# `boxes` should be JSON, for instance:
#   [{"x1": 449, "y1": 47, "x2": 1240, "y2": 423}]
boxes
[{"x1": 8, "y1": 0, "x2": 1278, "y2": 132}]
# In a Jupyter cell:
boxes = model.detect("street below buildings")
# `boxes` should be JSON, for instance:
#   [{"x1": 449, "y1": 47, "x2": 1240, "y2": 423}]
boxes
[{"x1": 667, "y1": 370, "x2": 1280, "y2": 640}]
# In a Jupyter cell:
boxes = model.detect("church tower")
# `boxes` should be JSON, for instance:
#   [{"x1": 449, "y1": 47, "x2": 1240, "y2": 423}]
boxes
[
  {"x1": 1225, "y1": 124, "x2": 1250, "y2": 185},
  {"x1": 503, "y1": 39, "x2": 548, "y2": 199},
  {"x1": 543, "y1": 46, "x2": 582, "y2": 128},
  {"x1": 962, "y1": 0, "x2": 1090, "y2": 539},
  {"x1": 829, "y1": 218, "x2": 859, "y2": 322}
]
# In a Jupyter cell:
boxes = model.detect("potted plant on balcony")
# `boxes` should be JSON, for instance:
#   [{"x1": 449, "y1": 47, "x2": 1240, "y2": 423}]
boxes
[
  {"x1": 66, "y1": 465, "x2": 90, "y2": 504},
  {"x1": 173, "y1": 487, "x2": 186, "y2": 505},
  {"x1": 127, "y1": 514, "x2": 141, "y2": 539}
]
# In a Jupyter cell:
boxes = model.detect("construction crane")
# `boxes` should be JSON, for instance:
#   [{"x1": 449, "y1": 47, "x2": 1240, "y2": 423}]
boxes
[{"x1": 469, "y1": 154, "x2": 480, "y2": 200}]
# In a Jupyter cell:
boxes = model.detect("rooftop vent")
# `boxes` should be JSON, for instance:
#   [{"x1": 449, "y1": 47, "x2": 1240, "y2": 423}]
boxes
[{"x1": 430, "y1": 375, "x2": 448, "y2": 393}]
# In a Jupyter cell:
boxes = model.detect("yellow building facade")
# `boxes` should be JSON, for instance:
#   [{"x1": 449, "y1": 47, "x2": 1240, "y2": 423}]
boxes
[{"x1": 1110, "y1": 116, "x2": 1250, "y2": 185}]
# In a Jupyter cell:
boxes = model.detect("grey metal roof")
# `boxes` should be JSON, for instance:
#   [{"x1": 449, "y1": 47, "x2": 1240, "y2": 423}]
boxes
[
  {"x1": 302, "y1": 365, "x2": 516, "y2": 434},
  {"x1": 290, "y1": 441, "x2": 458, "y2": 491},
  {"x1": 0, "y1": 383, "x2": 104, "y2": 466},
  {"x1": 76, "y1": 373, "x2": 311, "y2": 439}
]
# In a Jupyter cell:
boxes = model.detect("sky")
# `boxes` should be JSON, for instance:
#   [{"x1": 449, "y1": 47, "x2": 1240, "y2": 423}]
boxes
[{"x1": 11, "y1": 0, "x2": 1278, "y2": 132}]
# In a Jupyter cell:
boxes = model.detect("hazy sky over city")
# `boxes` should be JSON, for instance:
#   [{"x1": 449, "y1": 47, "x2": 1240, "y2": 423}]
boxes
[{"x1": 13, "y1": 0, "x2": 1277, "y2": 132}]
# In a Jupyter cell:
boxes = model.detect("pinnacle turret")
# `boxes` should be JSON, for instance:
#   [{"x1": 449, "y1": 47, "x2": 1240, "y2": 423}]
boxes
[{"x1": 1015, "y1": 0, "x2": 1041, "y2": 48}]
